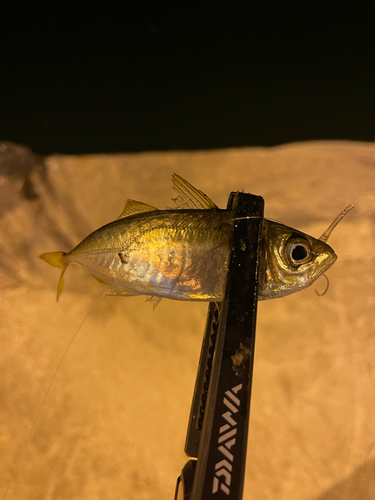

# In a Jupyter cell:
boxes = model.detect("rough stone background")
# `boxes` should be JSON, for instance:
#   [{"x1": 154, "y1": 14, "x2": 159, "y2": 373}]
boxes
[{"x1": 0, "y1": 141, "x2": 374, "y2": 500}]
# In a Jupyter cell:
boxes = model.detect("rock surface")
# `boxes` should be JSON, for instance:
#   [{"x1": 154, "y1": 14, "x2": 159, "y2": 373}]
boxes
[{"x1": 1, "y1": 141, "x2": 374, "y2": 500}]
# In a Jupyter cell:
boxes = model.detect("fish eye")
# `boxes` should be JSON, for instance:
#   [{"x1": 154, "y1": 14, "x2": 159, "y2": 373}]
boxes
[
  {"x1": 286, "y1": 238, "x2": 311, "y2": 267},
  {"x1": 292, "y1": 245, "x2": 307, "y2": 261}
]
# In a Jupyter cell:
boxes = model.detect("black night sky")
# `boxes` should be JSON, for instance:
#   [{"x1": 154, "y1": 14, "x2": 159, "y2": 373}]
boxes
[{"x1": 1, "y1": 5, "x2": 374, "y2": 155}]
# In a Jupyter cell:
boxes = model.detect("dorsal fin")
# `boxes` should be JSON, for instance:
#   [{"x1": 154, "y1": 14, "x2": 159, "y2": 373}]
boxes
[
  {"x1": 171, "y1": 174, "x2": 218, "y2": 210},
  {"x1": 117, "y1": 199, "x2": 159, "y2": 219}
]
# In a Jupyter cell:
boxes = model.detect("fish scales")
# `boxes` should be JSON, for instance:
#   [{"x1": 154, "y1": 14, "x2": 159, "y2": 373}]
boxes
[{"x1": 64, "y1": 210, "x2": 233, "y2": 301}]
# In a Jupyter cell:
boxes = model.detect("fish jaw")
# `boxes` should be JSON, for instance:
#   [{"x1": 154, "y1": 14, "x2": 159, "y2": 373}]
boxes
[
  {"x1": 308, "y1": 239, "x2": 337, "y2": 281},
  {"x1": 258, "y1": 220, "x2": 337, "y2": 299}
]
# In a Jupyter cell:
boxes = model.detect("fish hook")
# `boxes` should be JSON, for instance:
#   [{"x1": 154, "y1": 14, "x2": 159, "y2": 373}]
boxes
[{"x1": 315, "y1": 274, "x2": 330, "y2": 297}]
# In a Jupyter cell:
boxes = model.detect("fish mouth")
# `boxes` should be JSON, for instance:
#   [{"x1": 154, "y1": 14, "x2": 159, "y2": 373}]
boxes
[{"x1": 312, "y1": 248, "x2": 337, "y2": 281}]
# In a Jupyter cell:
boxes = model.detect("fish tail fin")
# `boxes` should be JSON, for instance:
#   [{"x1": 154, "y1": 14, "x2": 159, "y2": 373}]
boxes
[
  {"x1": 40, "y1": 251, "x2": 68, "y2": 302},
  {"x1": 40, "y1": 251, "x2": 67, "y2": 268},
  {"x1": 56, "y1": 267, "x2": 67, "y2": 302}
]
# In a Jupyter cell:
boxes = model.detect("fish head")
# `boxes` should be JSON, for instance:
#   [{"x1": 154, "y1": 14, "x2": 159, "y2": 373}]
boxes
[{"x1": 259, "y1": 220, "x2": 337, "y2": 299}]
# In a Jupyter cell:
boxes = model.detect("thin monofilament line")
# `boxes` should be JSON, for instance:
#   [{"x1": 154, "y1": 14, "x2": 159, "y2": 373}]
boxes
[
  {"x1": 315, "y1": 274, "x2": 330, "y2": 297},
  {"x1": 2, "y1": 292, "x2": 106, "y2": 500},
  {"x1": 233, "y1": 216, "x2": 263, "y2": 221},
  {"x1": 319, "y1": 204, "x2": 354, "y2": 242}
]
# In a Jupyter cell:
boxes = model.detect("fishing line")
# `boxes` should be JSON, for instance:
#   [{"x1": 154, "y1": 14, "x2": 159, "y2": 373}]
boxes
[
  {"x1": 232, "y1": 216, "x2": 263, "y2": 222},
  {"x1": 0, "y1": 273, "x2": 18, "y2": 287},
  {"x1": 315, "y1": 274, "x2": 330, "y2": 297},
  {"x1": 319, "y1": 204, "x2": 354, "y2": 242},
  {"x1": 2, "y1": 291, "x2": 106, "y2": 500}
]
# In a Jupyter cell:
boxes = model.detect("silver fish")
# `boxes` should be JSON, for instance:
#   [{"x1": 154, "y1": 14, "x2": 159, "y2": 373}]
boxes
[{"x1": 40, "y1": 174, "x2": 353, "y2": 302}]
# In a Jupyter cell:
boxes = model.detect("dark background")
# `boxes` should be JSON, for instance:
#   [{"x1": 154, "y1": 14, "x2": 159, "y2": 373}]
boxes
[{"x1": 1, "y1": 5, "x2": 374, "y2": 155}]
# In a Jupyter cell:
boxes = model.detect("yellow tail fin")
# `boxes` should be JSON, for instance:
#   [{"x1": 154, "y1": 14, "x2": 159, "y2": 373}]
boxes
[
  {"x1": 40, "y1": 251, "x2": 66, "y2": 268},
  {"x1": 40, "y1": 251, "x2": 68, "y2": 301}
]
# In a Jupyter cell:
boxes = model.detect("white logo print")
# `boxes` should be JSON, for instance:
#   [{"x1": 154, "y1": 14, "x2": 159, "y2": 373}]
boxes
[{"x1": 212, "y1": 383, "x2": 242, "y2": 495}]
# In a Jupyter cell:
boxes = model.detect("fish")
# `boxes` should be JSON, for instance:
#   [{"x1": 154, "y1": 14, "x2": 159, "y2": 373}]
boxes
[{"x1": 40, "y1": 174, "x2": 353, "y2": 303}]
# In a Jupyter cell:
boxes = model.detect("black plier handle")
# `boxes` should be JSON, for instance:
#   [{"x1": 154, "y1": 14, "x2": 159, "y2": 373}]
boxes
[{"x1": 175, "y1": 191, "x2": 264, "y2": 500}]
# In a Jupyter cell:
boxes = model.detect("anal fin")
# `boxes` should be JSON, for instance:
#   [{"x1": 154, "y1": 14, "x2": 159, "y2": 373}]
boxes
[
  {"x1": 145, "y1": 295, "x2": 162, "y2": 310},
  {"x1": 106, "y1": 285, "x2": 140, "y2": 297}
]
